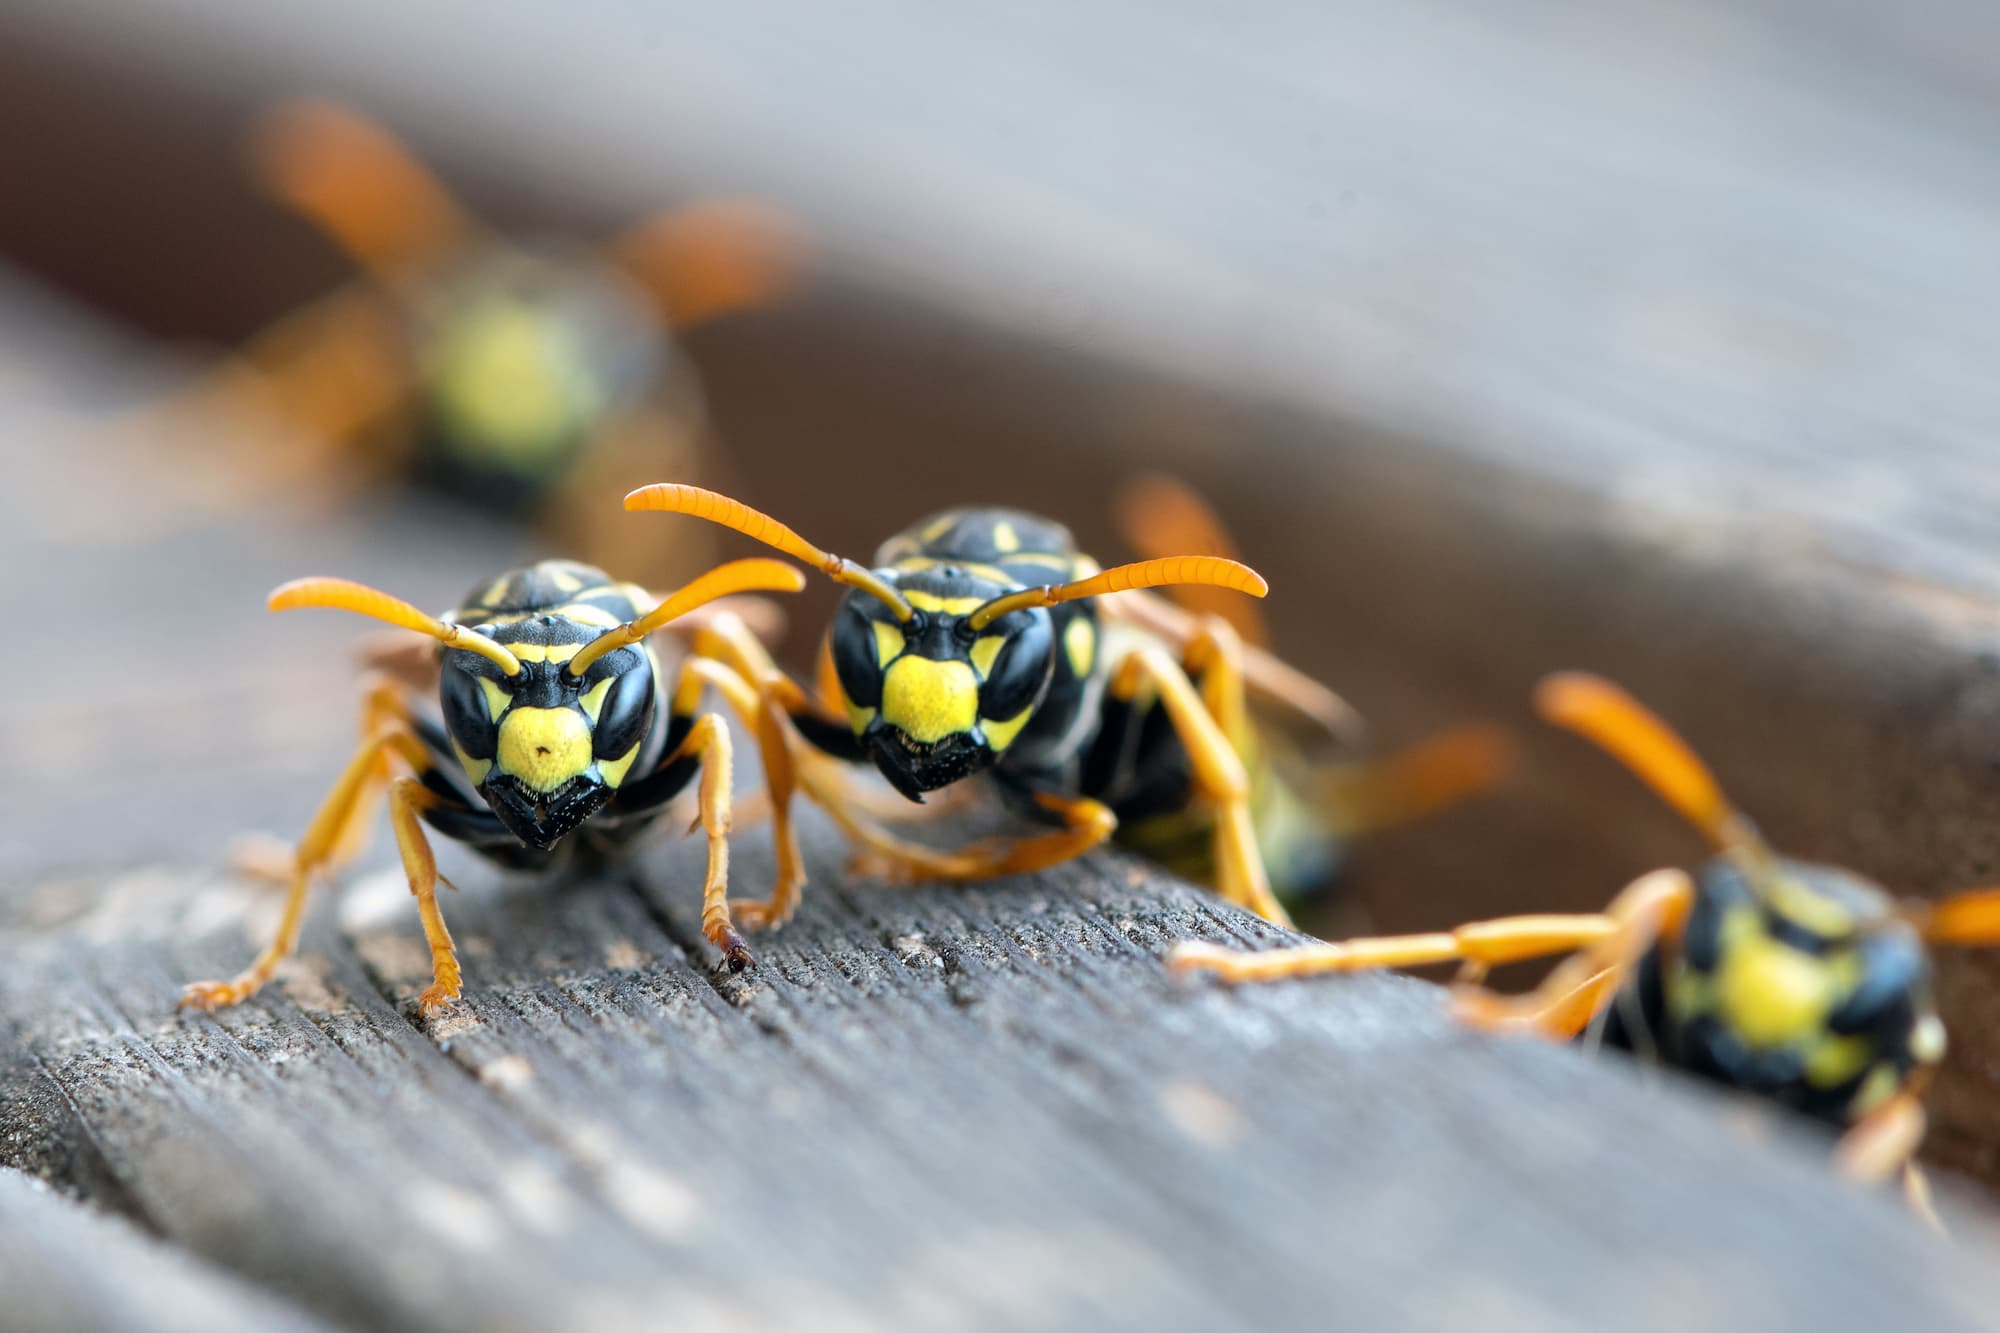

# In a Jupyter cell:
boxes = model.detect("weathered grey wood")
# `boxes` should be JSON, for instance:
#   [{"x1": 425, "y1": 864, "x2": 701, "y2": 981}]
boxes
[
  {"x1": 7, "y1": 833, "x2": 2000, "y2": 1333},
  {"x1": 0, "y1": 1171, "x2": 342, "y2": 1333}
]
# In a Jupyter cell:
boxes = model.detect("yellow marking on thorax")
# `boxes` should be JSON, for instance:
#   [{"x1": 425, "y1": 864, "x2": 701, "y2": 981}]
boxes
[
  {"x1": 479, "y1": 575, "x2": 515, "y2": 607},
  {"x1": 1802, "y1": 1033, "x2": 1875, "y2": 1090},
  {"x1": 904, "y1": 590, "x2": 986, "y2": 616},
  {"x1": 992, "y1": 521, "x2": 1020, "y2": 553},
  {"x1": 550, "y1": 603, "x2": 623, "y2": 629},
  {"x1": 506, "y1": 641, "x2": 585, "y2": 665},
  {"x1": 1064, "y1": 616, "x2": 1096, "y2": 678},
  {"x1": 920, "y1": 514, "x2": 959, "y2": 544},
  {"x1": 892, "y1": 556, "x2": 1019, "y2": 585},
  {"x1": 547, "y1": 567, "x2": 585, "y2": 593},
  {"x1": 497, "y1": 707, "x2": 595, "y2": 792},
  {"x1": 452, "y1": 739, "x2": 493, "y2": 786},
  {"x1": 882, "y1": 657, "x2": 979, "y2": 743},
  {"x1": 969, "y1": 635, "x2": 1006, "y2": 680},
  {"x1": 598, "y1": 738, "x2": 643, "y2": 789},
  {"x1": 983, "y1": 704, "x2": 1035, "y2": 751},
  {"x1": 872, "y1": 620, "x2": 906, "y2": 667}
]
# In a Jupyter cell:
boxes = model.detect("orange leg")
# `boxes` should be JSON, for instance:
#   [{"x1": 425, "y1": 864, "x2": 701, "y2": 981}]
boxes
[
  {"x1": 1111, "y1": 640, "x2": 1286, "y2": 925},
  {"x1": 387, "y1": 778, "x2": 462, "y2": 1012},
  {"x1": 181, "y1": 722, "x2": 430, "y2": 1010}
]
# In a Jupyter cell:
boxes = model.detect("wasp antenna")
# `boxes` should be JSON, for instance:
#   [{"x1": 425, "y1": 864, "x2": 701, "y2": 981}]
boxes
[
  {"x1": 625, "y1": 483, "x2": 913, "y2": 620},
  {"x1": 568, "y1": 558, "x2": 807, "y2": 676},
  {"x1": 249, "y1": 99, "x2": 469, "y2": 280},
  {"x1": 269, "y1": 576, "x2": 521, "y2": 676},
  {"x1": 1533, "y1": 672, "x2": 1772, "y2": 865},
  {"x1": 1904, "y1": 886, "x2": 2000, "y2": 948},
  {"x1": 967, "y1": 556, "x2": 1266, "y2": 632}
]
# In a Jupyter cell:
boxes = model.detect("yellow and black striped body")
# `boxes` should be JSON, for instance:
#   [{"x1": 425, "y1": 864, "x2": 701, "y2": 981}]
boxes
[
  {"x1": 409, "y1": 559, "x2": 703, "y2": 866},
  {"x1": 803, "y1": 508, "x2": 1107, "y2": 802},
  {"x1": 1607, "y1": 858, "x2": 1946, "y2": 1130},
  {"x1": 406, "y1": 247, "x2": 690, "y2": 514},
  {"x1": 799, "y1": 507, "x2": 1333, "y2": 898}
]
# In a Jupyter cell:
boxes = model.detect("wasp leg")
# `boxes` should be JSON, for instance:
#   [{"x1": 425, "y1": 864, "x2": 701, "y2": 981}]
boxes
[
  {"x1": 1316, "y1": 724, "x2": 1515, "y2": 840},
  {"x1": 1116, "y1": 634, "x2": 1287, "y2": 926},
  {"x1": 837, "y1": 788, "x2": 1118, "y2": 883},
  {"x1": 181, "y1": 722, "x2": 432, "y2": 1011},
  {"x1": 1170, "y1": 913, "x2": 1618, "y2": 982},
  {"x1": 384, "y1": 778, "x2": 465, "y2": 1012},
  {"x1": 1448, "y1": 869, "x2": 1693, "y2": 1038},
  {"x1": 1835, "y1": 1089, "x2": 1929, "y2": 1186}
]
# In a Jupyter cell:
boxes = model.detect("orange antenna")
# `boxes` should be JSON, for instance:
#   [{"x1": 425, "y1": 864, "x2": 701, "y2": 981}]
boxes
[
  {"x1": 1534, "y1": 672, "x2": 1775, "y2": 870},
  {"x1": 966, "y1": 556, "x2": 1267, "y2": 632},
  {"x1": 269, "y1": 576, "x2": 522, "y2": 676},
  {"x1": 568, "y1": 559, "x2": 806, "y2": 676},
  {"x1": 1904, "y1": 886, "x2": 2000, "y2": 948},
  {"x1": 249, "y1": 98, "x2": 469, "y2": 279},
  {"x1": 625, "y1": 484, "x2": 914, "y2": 621}
]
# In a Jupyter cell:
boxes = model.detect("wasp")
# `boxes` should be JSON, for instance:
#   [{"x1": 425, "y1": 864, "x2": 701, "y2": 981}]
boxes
[
  {"x1": 179, "y1": 555, "x2": 805, "y2": 1013},
  {"x1": 1172, "y1": 671, "x2": 2000, "y2": 1211},
  {"x1": 88, "y1": 100, "x2": 794, "y2": 569},
  {"x1": 613, "y1": 483, "x2": 1505, "y2": 933}
]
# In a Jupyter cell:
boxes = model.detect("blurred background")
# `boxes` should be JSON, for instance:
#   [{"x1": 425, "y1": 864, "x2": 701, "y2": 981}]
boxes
[{"x1": 7, "y1": 0, "x2": 2000, "y2": 1188}]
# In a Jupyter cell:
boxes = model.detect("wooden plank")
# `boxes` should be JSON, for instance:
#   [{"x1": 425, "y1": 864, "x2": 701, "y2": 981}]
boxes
[
  {"x1": 7, "y1": 833, "x2": 2000, "y2": 1333},
  {"x1": 0, "y1": 1171, "x2": 342, "y2": 1332}
]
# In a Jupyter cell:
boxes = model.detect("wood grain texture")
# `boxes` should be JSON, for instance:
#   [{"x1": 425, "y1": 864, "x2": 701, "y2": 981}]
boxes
[{"x1": 7, "y1": 824, "x2": 2000, "y2": 1333}]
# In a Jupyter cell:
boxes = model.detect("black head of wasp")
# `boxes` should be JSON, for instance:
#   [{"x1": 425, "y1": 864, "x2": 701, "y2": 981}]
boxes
[
  {"x1": 108, "y1": 100, "x2": 796, "y2": 567},
  {"x1": 1173, "y1": 671, "x2": 2000, "y2": 1215},
  {"x1": 179, "y1": 554, "x2": 805, "y2": 1015},
  {"x1": 615, "y1": 481, "x2": 1508, "y2": 938}
]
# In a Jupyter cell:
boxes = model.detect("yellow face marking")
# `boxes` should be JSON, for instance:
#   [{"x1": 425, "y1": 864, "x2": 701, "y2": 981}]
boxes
[
  {"x1": 579, "y1": 676, "x2": 614, "y2": 723},
  {"x1": 991, "y1": 521, "x2": 1020, "y2": 553},
  {"x1": 882, "y1": 657, "x2": 980, "y2": 744},
  {"x1": 597, "y1": 738, "x2": 643, "y2": 789},
  {"x1": 507, "y1": 641, "x2": 585, "y2": 665},
  {"x1": 478, "y1": 676, "x2": 511, "y2": 721},
  {"x1": 1802, "y1": 1033, "x2": 1874, "y2": 1089},
  {"x1": 1714, "y1": 930, "x2": 1841, "y2": 1050},
  {"x1": 904, "y1": 591, "x2": 986, "y2": 616},
  {"x1": 430, "y1": 302, "x2": 588, "y2": 466},
  {"x1": 872, "y1": 620, "x2": 906, "y2": 668},
  {"x1": 982, "y1": 703, "x2": 1035, "y2": 752},
  {"x1": 1064, "y1": 616, "x2": 1096, "y2": 678},
  {"x1": 846, "y1": 700, "x2": 878, "y2": 735},
  {"x1": 969, "y1": 634, "x2": 1007, "y2": 680},
  {"x1": 452, "y1": 739, "x2": 492, "y2": 786},
  {"x1": 497, "y1": 707, "x2": 595, "y2": 792}
]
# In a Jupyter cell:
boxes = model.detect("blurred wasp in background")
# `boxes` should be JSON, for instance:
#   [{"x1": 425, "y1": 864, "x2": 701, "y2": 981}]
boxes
[
  {"x1": 1173, "y1": 671, "x2": 2000, "y2": 1222},
  {"x1": 611, "y1": 477, "x2": 1508, "y2": 935},
  {"x1": 71, "y1": 99, "x2": 797, "y2": 572}
]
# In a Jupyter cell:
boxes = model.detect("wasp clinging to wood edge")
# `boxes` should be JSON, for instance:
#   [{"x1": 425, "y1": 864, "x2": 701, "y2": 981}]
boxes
[
  {"x1": 179, "y1": 555, "x2": 806, "y2": 1014},
  {"x1": 617, "y1": 482, "x2": 1507, "y2": 935},
  {"x1": 1173, "y1": 672, "x2": 2000, "y2": 1213}
]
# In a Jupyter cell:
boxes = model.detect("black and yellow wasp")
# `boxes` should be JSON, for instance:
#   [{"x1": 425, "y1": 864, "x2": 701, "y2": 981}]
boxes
[
  {"x1": 86, "y1": 100, "x2": 794, "y2": 570},
  {"x1": 616, "y1": 482, "x2": 1504, "y2": 933},
  {"x1": 179, "y1": 555, "x2": 805, "y2": 1014},
  {"x1": 1173, "y1": 671, "x2": 2000, "y2": 1209}
]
